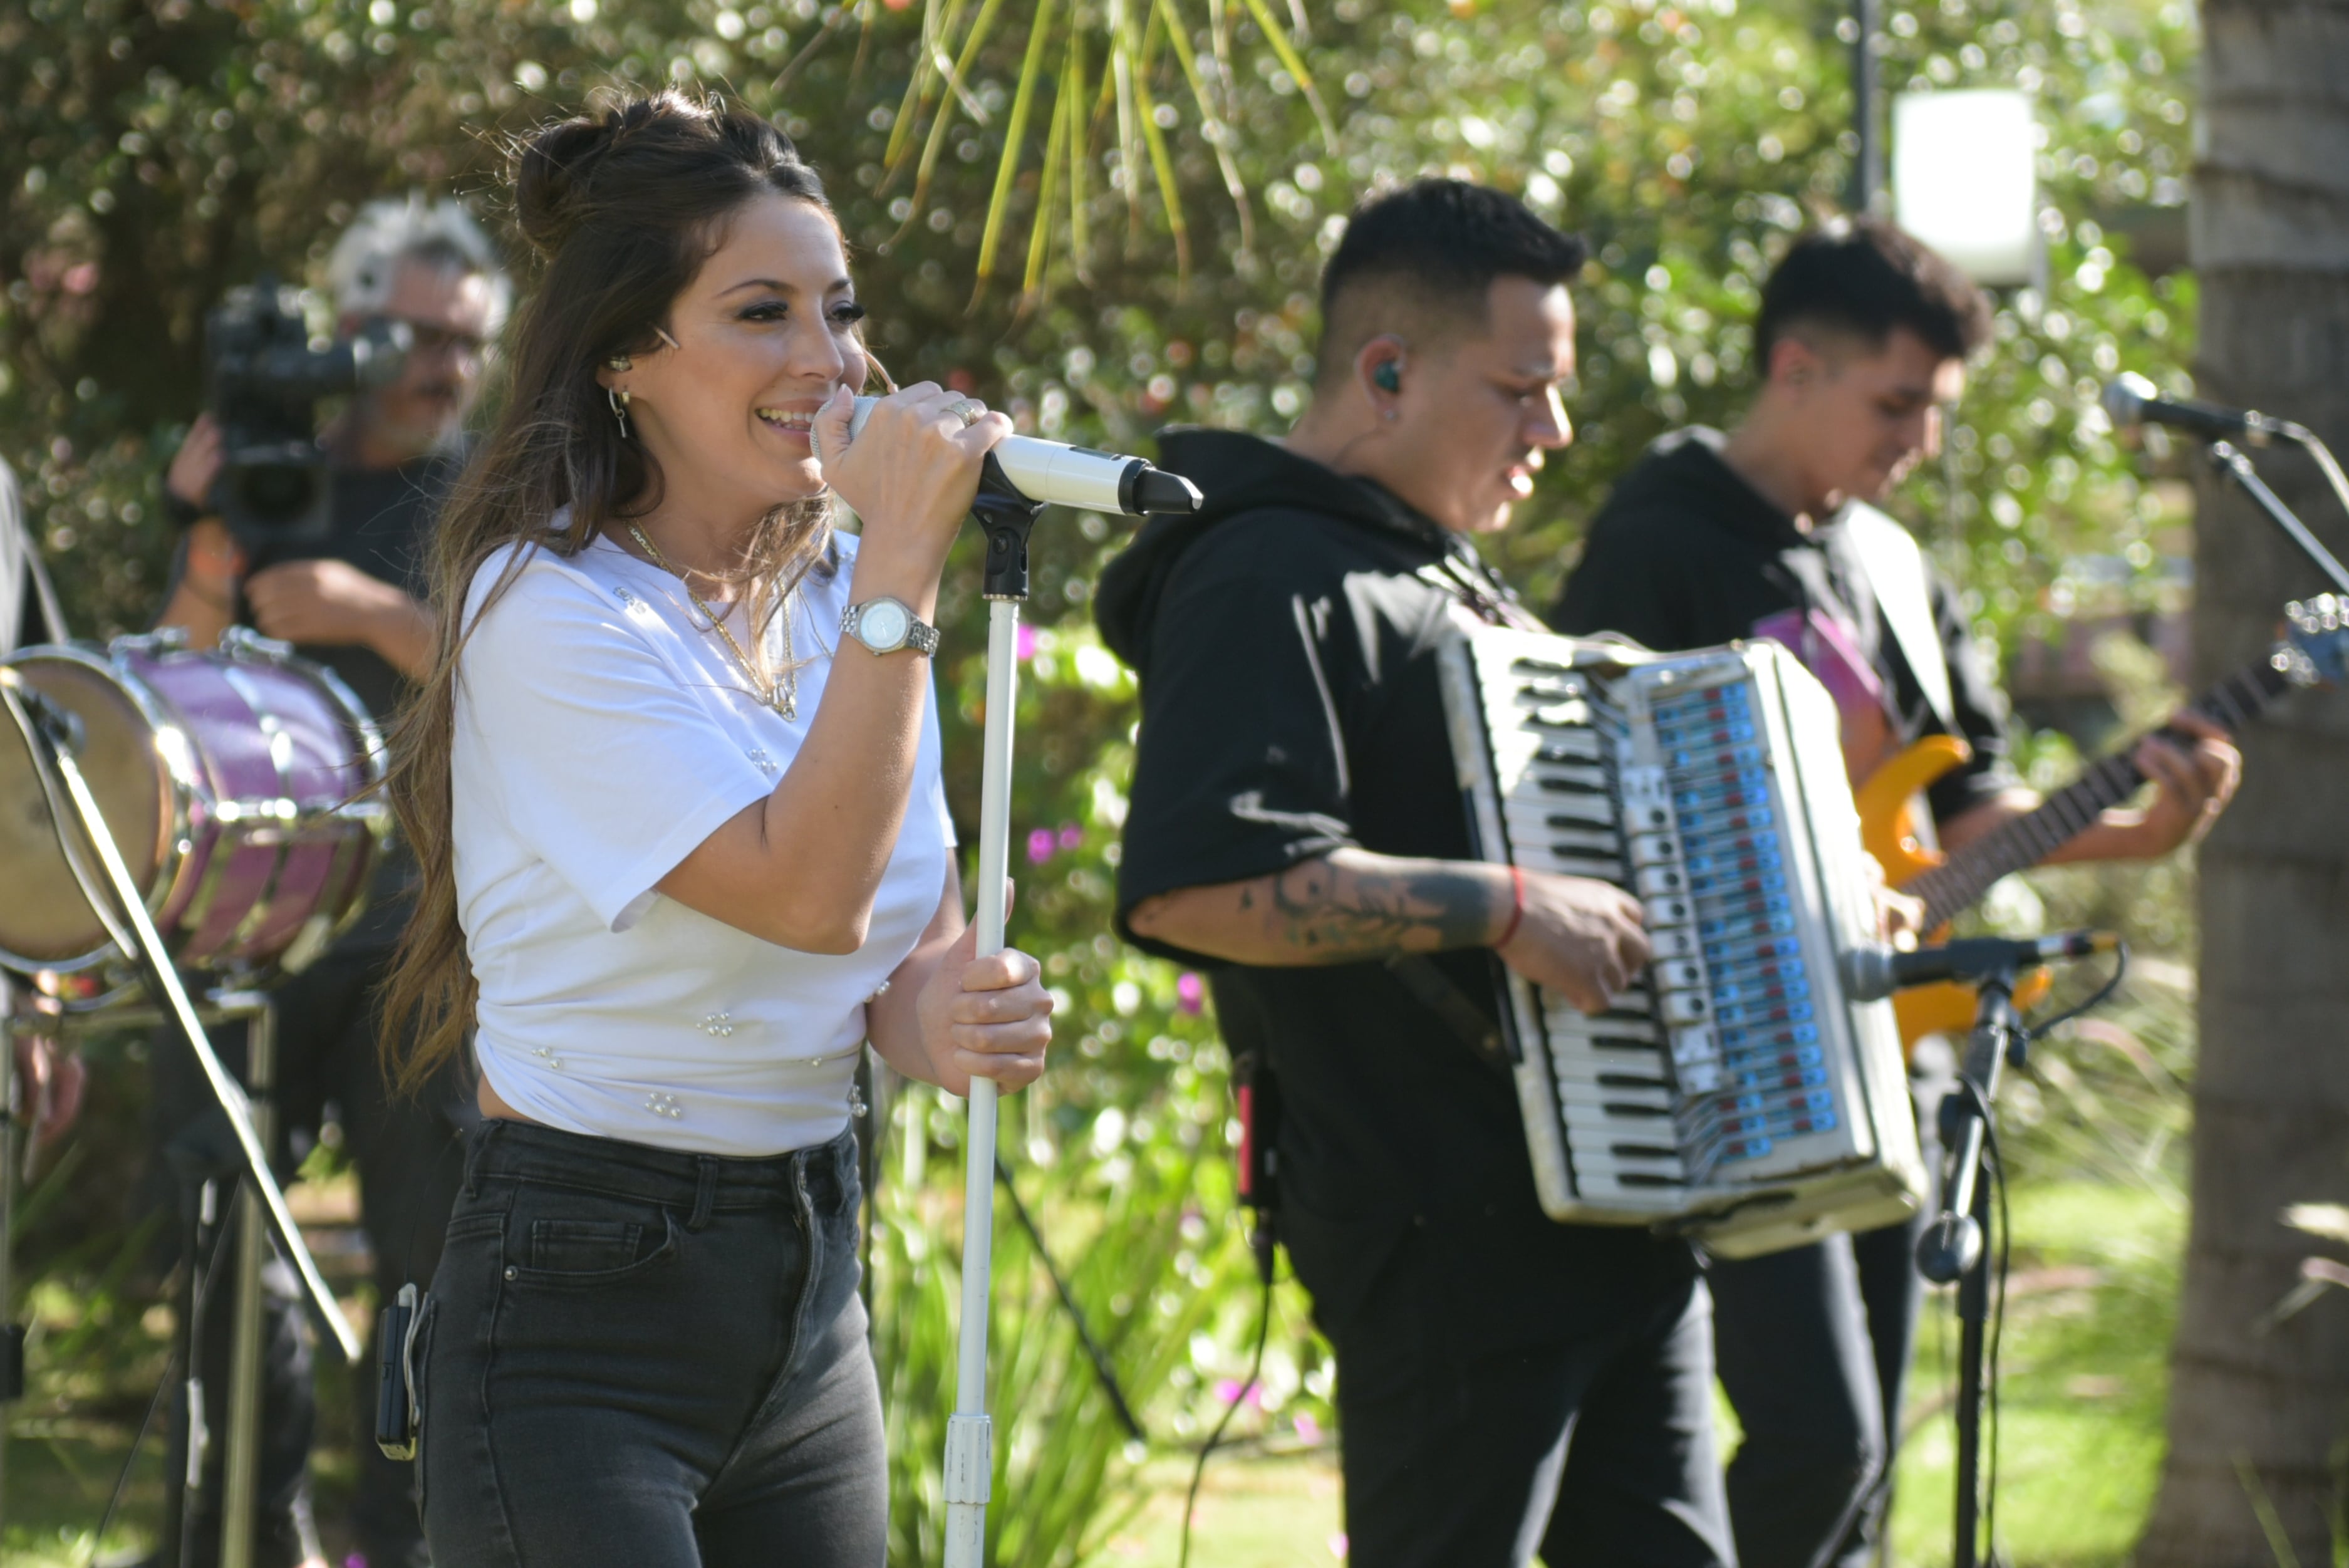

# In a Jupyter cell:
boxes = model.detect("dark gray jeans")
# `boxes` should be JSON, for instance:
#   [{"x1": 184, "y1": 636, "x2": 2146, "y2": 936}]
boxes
[{"x1": 418, "y1": 1119, "x2": 884, "y2": 1567}]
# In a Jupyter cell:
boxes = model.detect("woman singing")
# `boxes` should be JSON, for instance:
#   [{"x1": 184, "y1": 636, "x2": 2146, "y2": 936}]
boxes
[{"x1": 380, "y1": 91, "x2": 1054, "y2": 1565}]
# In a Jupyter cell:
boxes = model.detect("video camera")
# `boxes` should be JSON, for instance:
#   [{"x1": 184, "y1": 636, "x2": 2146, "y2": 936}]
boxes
[{"x1": 203, "y1": 276, "x2": 410, "y2": 543}]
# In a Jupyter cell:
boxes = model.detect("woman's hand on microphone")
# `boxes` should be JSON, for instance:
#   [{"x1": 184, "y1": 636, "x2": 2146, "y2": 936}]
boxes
[
  {"x1": 914, "y1": 917, "x2": 1054, "y2": 1097},
  {"x1": 811, "y1": 382, "x2": 1012, "y2": 580}
]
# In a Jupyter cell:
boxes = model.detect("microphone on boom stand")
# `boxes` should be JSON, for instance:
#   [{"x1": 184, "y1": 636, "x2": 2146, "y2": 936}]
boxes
[
  {"x1": 2101, "y1": 372, "x2": 2295, "y2": 446},
  {"x1": 2100, "y1": 371, "x2": 2349, "y2": 596},
  {"x1": 1839, "y1": 930, "x2": 2120, "y2": 1004}
]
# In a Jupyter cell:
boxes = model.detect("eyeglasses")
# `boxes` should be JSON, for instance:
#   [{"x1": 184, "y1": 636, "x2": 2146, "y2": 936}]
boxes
[{"x1": 386, "y1": 317, "x2": 489, "y2": 359}]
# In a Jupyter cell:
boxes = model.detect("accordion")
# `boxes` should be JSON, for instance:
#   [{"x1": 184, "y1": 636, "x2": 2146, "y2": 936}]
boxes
[{"x1": 1437, "y1": 626, "x2": 1928, "y2": 1259}]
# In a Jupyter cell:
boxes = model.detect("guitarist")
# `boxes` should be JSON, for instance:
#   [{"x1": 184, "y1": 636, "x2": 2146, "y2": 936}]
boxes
[{"x1": 1552, "y1": 217, "x2": 2239, "y2": 1568}]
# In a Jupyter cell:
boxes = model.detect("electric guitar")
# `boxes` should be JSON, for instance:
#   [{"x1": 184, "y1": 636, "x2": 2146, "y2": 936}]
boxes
[{"x1": 1854, "y1": 593, "x2": 2349, "y2": 1047}]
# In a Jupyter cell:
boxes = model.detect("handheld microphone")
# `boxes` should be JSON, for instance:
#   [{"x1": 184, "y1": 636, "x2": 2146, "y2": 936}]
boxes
[
  {"x1": 2102, "y1": 372, "x2": 2291, "y2": 447},
  {"x1": 836, "y1": 395, "x2": 1202, "y2": 517},
  {"x1": 1840, "y1": 930, "x2": 2118, "y2": 1003}
]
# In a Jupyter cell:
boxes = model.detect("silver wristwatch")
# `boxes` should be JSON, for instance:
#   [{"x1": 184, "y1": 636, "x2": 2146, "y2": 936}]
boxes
[{"x1": 841, "y1": 596, "x2": 940, "y2": 657}]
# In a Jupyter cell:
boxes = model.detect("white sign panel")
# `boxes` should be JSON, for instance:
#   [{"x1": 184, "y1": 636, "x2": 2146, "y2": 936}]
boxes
[{"x1": 1892, "y1": 90, "x2": 2038, "y2": 288}]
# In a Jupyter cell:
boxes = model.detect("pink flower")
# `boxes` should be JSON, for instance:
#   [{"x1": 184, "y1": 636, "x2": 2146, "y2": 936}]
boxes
[
  {"x1": 1176, "y1": 972, "x2": 1205, "y2": 1014},
  {"x1": 1026, "y1": 828, "x2": 1055, "y2": 865},
  {"x1": 1293, "y1": 1411, "x2": 1323, "y2": 1445},
  {"x1": 1016, "y1": 623, "x2": 1039, "y2": 662},
  {"x1": 1057, "y1": 823, "x2": 1083, "y2": 851}
]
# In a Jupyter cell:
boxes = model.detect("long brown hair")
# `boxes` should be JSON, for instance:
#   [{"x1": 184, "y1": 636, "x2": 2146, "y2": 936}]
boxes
[{"x1": 380, "y1": 90, "x2": 849, "y2": 1093}]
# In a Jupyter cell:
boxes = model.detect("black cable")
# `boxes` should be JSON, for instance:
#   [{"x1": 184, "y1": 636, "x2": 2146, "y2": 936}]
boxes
[
  {"x1": 995, "y1": 1154, "x2": 1144, "y2": 1443},
  {"x1": 86, "y1": 1341, "x2": 179, "y2": 1568},
  {"x1": 1178, "y1": 1257, "x2": 1273, "y2": 1568},
  {"x1": 2026, "y1": 940, "x2": 2129, "y2": 1039}
]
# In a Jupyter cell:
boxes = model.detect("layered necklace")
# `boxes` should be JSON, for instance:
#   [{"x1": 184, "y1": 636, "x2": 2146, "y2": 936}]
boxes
[{"x1": 626, "y1": 523, "x2": 799, "y2": 719}]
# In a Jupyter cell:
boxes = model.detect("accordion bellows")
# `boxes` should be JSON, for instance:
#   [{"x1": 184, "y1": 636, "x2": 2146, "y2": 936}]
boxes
[{"x1": 1438, "y1": 627, "x2": 1928, "y2": 1259}]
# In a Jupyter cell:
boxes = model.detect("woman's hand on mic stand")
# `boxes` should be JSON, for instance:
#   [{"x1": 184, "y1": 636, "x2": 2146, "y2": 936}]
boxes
[{"x1": 912, "y1": 918, "x2": 1054, "y2": 1097}]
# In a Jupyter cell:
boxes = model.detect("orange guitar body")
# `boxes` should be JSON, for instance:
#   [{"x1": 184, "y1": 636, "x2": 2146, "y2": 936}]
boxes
[{"x1": 1852, "y1": 735, "x2": 2051, "y2": 1052}]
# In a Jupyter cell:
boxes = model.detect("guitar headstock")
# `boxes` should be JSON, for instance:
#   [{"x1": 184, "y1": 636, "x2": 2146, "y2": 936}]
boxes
[{"x1": 2278, "y1": 594, "x2": 2349, "y2": 687}]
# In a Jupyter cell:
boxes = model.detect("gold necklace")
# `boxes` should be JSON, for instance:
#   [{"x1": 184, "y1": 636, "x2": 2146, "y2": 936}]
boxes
[{"x1": 625, "y1": 523, "x2": 798, "y2": 718}]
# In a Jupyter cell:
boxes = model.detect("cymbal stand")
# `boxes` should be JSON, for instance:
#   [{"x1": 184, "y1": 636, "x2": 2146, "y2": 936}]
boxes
[
  {"x1": 942, "y1": 481, "x2": 1044, "y2": 1568},
  {"x1": 0, "y1": 670, "x2": 360, "y2": 1567}
]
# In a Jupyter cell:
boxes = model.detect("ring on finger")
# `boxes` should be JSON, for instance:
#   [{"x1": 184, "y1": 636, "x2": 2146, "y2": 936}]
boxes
[{"x1": 945, "y1": 397, "x2": 984, "y2": 428}]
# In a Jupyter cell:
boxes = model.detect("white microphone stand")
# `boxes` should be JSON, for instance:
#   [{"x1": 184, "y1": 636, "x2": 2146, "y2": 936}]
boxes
[{"x1": 941, "y1": 482, "x2": 1045, "y2": 1568}]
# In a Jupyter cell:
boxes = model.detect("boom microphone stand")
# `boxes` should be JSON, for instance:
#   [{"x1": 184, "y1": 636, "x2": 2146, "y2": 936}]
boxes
[
  {"x1": 942, "y1": 480, "x2": 1046, "y2": 1567},
  {"x1": 2206, "y1": 440, "x2": 2349, "y2": 596}
]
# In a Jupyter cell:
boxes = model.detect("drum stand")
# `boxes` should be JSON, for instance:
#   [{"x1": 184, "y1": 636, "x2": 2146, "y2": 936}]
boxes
[
  {"x1": 941, "y1": 483, "x2": 1044, "y2": 1568},
  {"x1": 0, "y1": 669, "x2": 358, "y2": 1568}
]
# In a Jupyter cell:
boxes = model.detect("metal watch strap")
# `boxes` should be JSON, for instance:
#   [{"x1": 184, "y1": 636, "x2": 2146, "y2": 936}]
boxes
[{"x1": 841, "y1": 597, "x2": 940, "y2": 656}]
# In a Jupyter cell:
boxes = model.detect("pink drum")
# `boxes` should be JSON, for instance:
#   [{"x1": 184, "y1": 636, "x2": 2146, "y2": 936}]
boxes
[{"x1": 0, "y1": 626, "x2": 389, "y2": 982}]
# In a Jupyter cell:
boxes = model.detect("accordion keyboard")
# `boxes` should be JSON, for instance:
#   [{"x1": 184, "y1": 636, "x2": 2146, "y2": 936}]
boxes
[{"x1": 1439, "y1": 628, "x2": 1926, "y2": 1257}]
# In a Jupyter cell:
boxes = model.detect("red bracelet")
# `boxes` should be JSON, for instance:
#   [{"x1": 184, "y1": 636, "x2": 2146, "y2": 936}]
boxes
[{"x1": 1495, "y1": 864, "x2": 1527, "y2": 949}]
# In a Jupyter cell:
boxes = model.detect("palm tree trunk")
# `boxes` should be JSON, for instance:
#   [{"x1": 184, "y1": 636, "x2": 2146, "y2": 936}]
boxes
[{"x1": 2138, "y1": 2, "x2": 2349, "y2": 1560}]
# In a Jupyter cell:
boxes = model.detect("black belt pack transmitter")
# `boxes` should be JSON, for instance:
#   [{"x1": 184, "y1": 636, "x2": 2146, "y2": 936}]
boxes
[{"x1": 375, "y1": 1283, "x2": 423, "y2": 1460}]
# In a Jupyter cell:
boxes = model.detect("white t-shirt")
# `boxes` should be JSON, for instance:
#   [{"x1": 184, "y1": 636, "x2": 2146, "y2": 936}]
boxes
[{"x1": 452, "y1": 522, "x2": 953, "y2": 1156}]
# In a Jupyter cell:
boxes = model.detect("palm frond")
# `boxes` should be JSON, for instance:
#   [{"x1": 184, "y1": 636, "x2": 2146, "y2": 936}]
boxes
[
  {"x1": 1155, "y1": 0, "x2": 1257, "y2": 260},
  {"x1": 889, "y1": 0, "x2": 1015, "y2": 243},
  {"x1": 973, "y1": 0, "x2": 1062, "y2": 297},
  {"x1": 1235, "y1": 0, "x2": 1336, "y2": 152}
]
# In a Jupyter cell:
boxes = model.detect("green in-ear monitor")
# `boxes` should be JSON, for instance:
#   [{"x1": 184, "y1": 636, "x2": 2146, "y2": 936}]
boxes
[{"x1": 1372, "y1": 360, "x2": 1402, "y2": 393}]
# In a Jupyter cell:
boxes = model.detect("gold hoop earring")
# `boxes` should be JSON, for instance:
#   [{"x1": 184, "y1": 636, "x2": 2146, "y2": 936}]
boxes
[{"x1": 608, "y1": 386, "x2": 631, "y2": 440}]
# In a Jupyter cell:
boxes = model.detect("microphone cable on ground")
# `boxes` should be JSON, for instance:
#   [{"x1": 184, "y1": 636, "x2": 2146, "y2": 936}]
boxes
[{"x1": 1179, "y1": 1239, "x2": 1275, "y2": 1568}]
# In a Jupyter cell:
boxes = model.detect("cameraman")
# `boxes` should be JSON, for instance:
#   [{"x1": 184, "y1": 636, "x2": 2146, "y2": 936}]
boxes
[{"x1": 149, "y1": 196, "x2": 506, "y2": 1568}]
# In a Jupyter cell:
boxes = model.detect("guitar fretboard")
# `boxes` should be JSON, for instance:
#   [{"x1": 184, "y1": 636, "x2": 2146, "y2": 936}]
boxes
[{"x1": 1905, "y1": 657, "x2": 2288, "y2": 928}]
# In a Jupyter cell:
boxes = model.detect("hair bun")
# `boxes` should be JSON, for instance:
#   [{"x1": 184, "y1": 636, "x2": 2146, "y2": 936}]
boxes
[{"x1": 514, "y1": 101, "x2": 649, "y2": 255}]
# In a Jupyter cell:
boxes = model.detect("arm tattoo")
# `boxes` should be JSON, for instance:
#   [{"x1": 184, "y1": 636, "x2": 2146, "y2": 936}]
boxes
[{"x1": 1254, "y1": 850, "x2": 1497, "y2": 963}]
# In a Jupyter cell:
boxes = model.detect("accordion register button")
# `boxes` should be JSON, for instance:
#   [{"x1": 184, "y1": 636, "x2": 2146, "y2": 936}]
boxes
[
  {"x1": 1659, "y1": 992, "x2": 1710, "y2": 1024},
  {"x1": 1635, "y1": 865, "x2": 1686, "y2": 898},
  {"x1": 1627, "y1": 832, "x2": 1681, "y2": 866},
  {"x1": 1654, "y1": 959, "x2": 1706, "y2": 990}
]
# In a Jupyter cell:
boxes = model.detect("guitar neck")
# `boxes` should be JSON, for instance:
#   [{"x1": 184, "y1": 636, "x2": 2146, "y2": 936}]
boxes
[{"x1": 1907, "y1": 656, "x2": 2285, "y2": 927}]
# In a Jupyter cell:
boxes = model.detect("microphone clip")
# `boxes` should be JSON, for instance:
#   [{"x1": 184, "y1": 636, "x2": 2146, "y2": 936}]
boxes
[{"x1": 973, "y1": 454, "x2": 1045, "y2": 602}]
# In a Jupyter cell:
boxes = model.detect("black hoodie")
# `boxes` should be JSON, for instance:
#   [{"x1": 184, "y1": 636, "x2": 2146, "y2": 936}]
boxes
[{"x1": 1099, "y1": 428, "x2": 1694, "y2": 1349}]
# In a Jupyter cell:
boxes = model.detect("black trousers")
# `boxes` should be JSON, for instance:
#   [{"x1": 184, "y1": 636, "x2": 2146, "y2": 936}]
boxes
[
  {"x1": 1330, "y1": 1262, "x2": 1733, "y2": 1568},
  {"x1": 1707, "y1": 1047, "x2": 1951, "y2": 1568},
  {"x1": 150, "y1": 939, "x2": 469, "y2": 1568}
]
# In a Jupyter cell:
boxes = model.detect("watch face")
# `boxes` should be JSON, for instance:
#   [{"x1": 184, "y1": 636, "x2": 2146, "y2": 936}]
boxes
[{"x1": 861, "y1": 600, "x2": 911, "y2": 648}]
